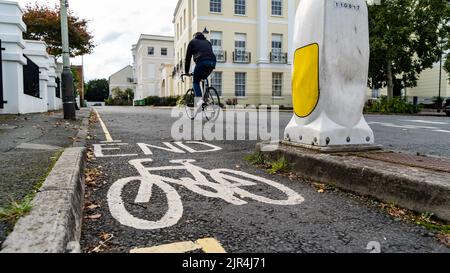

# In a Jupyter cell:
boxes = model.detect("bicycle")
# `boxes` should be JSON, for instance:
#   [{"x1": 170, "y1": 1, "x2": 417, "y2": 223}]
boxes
[
  {"x1": 107, "y1": 158, "x2": 305, "y2": 230},
  {"x1": 180, "y1": 73, "x2": 222, "y2": 121}
]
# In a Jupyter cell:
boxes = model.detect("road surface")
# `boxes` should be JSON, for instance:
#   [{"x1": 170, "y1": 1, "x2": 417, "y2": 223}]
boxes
[{"x1": 80, "y1": 107, "x2": 449, "y2": 253}]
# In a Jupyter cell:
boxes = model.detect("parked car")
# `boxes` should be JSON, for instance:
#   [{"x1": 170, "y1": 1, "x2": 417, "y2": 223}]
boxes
[{"x1": 444, "y1": 98, "x2": 450, "y2": 116}]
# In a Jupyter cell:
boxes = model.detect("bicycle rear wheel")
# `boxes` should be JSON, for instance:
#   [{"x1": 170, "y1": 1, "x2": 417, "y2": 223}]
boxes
[
  {"x1": 184, "y1": 89, "x2": 195, "y2": 120},
  {"x1": 203, "y1": 87, "x2": 222, "y2": 122}
]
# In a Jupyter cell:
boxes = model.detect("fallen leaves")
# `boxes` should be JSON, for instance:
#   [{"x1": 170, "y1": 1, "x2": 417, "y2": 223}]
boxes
[
  {"x1": 313, "y1": 183, "x2": 334, "y2": 193},
  {"x1": 380, "y1": 203, "x2": 408, "y2": 218},
  {"x1": 86, "y1": 213, "x2": 102, "y2": 220},
  {"x1": 89, "y1": 233, "x2": 114, "y2": 253},
  {"x1": 437, "y1": 233, "x2": 450, "y2": 247},
  {"x1": 85, "y1": 167, "x2": 103, "y2": 188},
  {"x1": 86, "y1": 203, "x2": 100, "y2": 210},
  {"x1": 89, "y1": 111, "x2": 99, "y2": 124}
]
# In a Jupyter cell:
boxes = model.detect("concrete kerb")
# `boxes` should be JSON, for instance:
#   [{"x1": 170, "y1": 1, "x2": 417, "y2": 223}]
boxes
[
  {"x1": 256, "y1": 142, "x2": 450, "y2": 222},
  {"x1": 0, "y1": 109, "x2": 91, "y2": 253}
]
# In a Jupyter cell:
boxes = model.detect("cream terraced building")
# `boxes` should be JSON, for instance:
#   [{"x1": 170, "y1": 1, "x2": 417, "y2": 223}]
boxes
[
  {"x1": 132, "y1": 35, "x2": 175, "y2": 101},
  {"x1": 173, "y1": 0, "x2": 300, "y2": 107}
]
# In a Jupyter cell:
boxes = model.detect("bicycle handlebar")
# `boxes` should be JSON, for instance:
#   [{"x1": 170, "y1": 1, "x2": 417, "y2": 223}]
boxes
[{"x1": 180, "y1": 73, "x2": 193, "y2": 83}]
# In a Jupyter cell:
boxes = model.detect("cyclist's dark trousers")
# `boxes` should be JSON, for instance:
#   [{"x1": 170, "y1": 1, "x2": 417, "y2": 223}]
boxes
[{"x1": 193, "y1": 59, "x2": 216, "y2": 97}]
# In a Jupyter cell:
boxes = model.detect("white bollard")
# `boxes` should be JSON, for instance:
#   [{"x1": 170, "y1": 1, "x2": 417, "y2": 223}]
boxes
[{"x1": 284, "y1": 0, "x2": 374, "y2": 147}]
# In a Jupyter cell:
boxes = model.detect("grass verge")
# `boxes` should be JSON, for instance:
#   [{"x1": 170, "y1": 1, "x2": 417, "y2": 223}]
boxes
[
  {"x1": 0, "y1": 150, "x2": 63, "y2": 225},
  {"x1": 244, "y1": 152, "x2": 291, "y2": 174}
]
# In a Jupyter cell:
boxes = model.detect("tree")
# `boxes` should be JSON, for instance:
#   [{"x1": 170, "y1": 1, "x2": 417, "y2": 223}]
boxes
[
  {"x1": 85, "y1": 79, "x2": 109, "y2": 102},
  {"x1": 23, "y1": 3, "x2": 94, "y2": 57},
  {"x1": 368, "y1": 0, "x2": 450, "y2": 98}
]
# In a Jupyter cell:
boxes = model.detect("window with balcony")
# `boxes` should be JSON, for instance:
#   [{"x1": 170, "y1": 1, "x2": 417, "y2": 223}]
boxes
[
  {"x1": 272, "y1": 73, "x2": 283, "y2": 97},
  {"x1": 271, "y1": 0, "x2": 283, "y2": 16},
  {"x1": 210, "y1": 0, "x2": 222, "y2": 13},
  {"x1": 211, "y1": 31, "x2": 226, "y2": 62},
  {"x1": 148, "y1": 47, "x2": 155, "y2": 56},
  {"x1": 234, "y1": 0, "x2": 246, "y2": 15},
  {"x1": 161, "y1": 48, "x2": 168, "y2": 56},
  {"x1": 270, "y1": 34, "x2": 287, "y2": 63},
  {"x1": 234, "y1": 33, "x2": 250, "y2": 63},
  {"x1": 211, "y1": 72, "x2": 223, "y2": 96},
  {"x1": 235, "y1": 72, "x2": 246, "y2": 97}
]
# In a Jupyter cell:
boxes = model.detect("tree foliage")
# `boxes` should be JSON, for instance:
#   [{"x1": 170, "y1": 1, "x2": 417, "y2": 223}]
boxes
[
  {"x1": 368, "y1": 0, "x2": 450, "y2": 97},
  {"x1": 85, "y1": 79, "x2": 109, "y2": 102},
  {"x1": 23, "y1": 3, "x2": 94, "y2": 57}
]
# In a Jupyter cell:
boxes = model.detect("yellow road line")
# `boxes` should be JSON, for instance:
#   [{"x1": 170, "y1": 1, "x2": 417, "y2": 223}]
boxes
[
  {"x1": 196, "y1": 238, "x2": 227, "y2": 253},
  {"x1": 94, "y1": 108, "x2": 113, "y2": 142},
  {"x1": 130, "y1": 241, "x2": 200, "y2": 254},
  {"x1": 129, "y1": 238, "x2": 227, "y2": 254}
]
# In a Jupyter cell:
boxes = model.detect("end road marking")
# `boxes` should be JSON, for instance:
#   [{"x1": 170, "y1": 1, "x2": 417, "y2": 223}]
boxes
[
  {"x1": 129, "y1": 238, "x2": 227, "y2": 254},
  {"x1": 94, "y1": 108, "x2": 114, "y2": 142}
]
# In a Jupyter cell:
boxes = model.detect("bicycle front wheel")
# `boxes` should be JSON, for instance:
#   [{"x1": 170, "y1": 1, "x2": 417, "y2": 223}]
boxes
[
  {"x1": 203, "y1": 87, "x2": 222, "y2": 122},
  {"x1": 184, "y1": 89, "x2": 195, "y2": 120}
]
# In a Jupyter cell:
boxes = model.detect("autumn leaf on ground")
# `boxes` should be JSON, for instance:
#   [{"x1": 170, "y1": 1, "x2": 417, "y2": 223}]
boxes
[
  {"x1": 100, "y1": 233, "x2": 114, "y2": 241},
  {"x1": 86, "y1": 214, "x2": 102, "y2": 220},
  {"x1": 86, "y1": 204, "x2": 100, "y2": 210},
  {"x1": 313, "y1": 183, "x2": 329, "y2": 193},
  {"x1": 437, "y1": 233, "x2": 450, "y2": 247}
]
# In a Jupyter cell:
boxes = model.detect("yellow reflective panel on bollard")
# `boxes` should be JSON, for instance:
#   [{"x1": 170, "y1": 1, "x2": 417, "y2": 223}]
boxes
[{"x1": 292, "y1": 43, "x2": 320, "y2": 118}]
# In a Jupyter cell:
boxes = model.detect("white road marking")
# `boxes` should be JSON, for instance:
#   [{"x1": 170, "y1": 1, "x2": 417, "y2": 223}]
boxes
[
  {"x1": 93, "y1": 143, "x2": 138, "y2": 158},
  {"x1": 16, "y1": 143, "x2": 61, "y2": 150},
  {"x1": 94, "y1": 109, "x2": 114, "y2": 142},
  {"x1": 368, "y1": 122, "x2": 440, "y2": 130},
  {"x1": 406, "y1": 120, "x2": 449, "y2": 125},
  {"x1": 108, "y1": 158, "x2": 304, "y2": 230},
  {"x1": 434, "y1": 130, "x2": 450, "y2": 134},
  {"x1": 137, "y1": 142, "x2": 186, "y2": 155},
  {"x1": 175, "y1": 141, "x2": 223, "y2": 153}
]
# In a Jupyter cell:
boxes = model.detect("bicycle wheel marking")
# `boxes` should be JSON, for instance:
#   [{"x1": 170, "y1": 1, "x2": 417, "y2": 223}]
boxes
[{"x1": 107, "y1": 159, "x2": 305, "y2": 230}]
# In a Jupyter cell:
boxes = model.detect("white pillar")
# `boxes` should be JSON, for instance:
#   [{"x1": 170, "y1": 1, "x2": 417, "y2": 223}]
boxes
[
  {"x1": 47, "y1": 55, "x2": 57, "y2": 111},
  {"x1": 257, "y1": 0, "x2": 269, "y2": 64},
  {"x1": 24, "y1": 40, "x2": 50, "y2": 113},
  {"x1": 287, "y1": 0, "x2": 296, "y2": 64},
  {"x1": 285, "y1": 0, "x2": 374, "y2": 147},
  {"x1": 0, "y1": 0, "x2": 27, "y2": 114}
]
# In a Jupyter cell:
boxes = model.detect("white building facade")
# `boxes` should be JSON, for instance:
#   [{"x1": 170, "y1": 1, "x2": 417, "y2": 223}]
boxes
[
  {"x1": 0, "y1": 0, "x2": 62, "y2": 114},
  {"x1": 108, "y1": 65, "x2": 135, "y2": 97},
  {"x1": 132, "y1": 34, "x2": 174, "y2": 102}
]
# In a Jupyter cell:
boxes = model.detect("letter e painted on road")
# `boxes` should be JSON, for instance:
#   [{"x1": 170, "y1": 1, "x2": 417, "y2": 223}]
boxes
[{"x1": 93, "y1": 143, "x2": 138, "y2": 158}]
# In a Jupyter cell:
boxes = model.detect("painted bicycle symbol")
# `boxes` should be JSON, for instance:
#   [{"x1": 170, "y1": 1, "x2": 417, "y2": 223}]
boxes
[{"x1": 107, "y1": 159, "x2": 305, "y2": 230}]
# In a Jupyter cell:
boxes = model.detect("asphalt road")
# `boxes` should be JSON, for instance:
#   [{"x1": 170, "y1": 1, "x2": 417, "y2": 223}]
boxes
[{"x1": 80, "y1": 107, "x2": 449, "y2": 253}]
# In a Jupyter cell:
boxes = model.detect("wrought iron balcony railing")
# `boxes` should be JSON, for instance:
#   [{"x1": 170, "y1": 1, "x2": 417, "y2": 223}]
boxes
[
  {"x1": 270, "y1": 51, "x2": 288, "y2": 64},
  {"x1": 214, "y1": 49, "x2": 227, "y2": 63},
  {"x1": 233, "y1": 50, "x2": 251, "y2": 64}
]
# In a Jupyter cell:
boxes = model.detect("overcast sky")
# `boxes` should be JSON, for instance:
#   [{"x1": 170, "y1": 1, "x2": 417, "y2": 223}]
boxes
[{"x1": 17, "y1": 0, "x2": 178, "y2": 81}]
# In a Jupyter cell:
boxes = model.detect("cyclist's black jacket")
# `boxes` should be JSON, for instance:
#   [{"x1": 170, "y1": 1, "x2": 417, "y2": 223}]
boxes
[{"x1": 185, "y1": 33, "x2": 216, "y2": 74}]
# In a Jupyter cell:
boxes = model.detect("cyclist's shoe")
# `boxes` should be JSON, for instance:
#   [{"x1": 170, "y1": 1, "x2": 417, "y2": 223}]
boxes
[{"x1": 194, "y1": 98, "x2": 205, "y2": 117}]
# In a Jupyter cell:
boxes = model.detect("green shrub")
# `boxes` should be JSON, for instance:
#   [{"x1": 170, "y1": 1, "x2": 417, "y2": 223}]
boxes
[
  {"x1": 367, "y1": 96, "x2": 422, "y2": 114},
  {"x1": 140, "y1": 96, "x2": 182, "y2": 107}
]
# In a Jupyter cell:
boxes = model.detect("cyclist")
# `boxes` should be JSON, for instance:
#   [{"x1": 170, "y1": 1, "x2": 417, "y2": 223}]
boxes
[{"x1": 185, "y1": 32, "x2": 217, "y2": 115}]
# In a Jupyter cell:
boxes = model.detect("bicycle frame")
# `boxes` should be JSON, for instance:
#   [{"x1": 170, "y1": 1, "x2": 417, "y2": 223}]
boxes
[{"x1": 181, "y1": 73, "x2": 210, "y2": 99}]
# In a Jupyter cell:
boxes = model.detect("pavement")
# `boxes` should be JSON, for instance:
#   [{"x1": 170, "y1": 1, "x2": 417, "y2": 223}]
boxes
[
  {"x1": 0, "y1": 109, "x2": 89, "y2": 247},
  {"x1": 80, "y1": 106, "x2": 449, "y2": 253}
]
